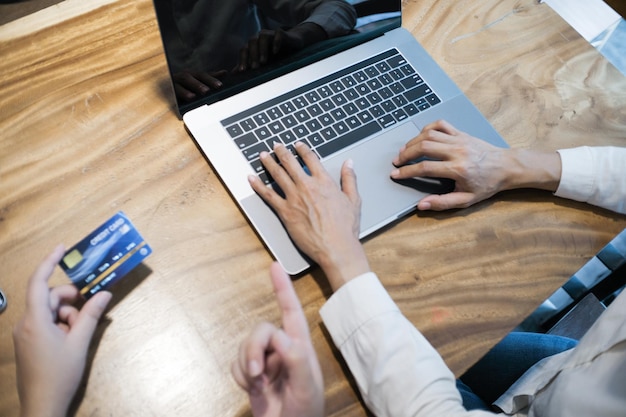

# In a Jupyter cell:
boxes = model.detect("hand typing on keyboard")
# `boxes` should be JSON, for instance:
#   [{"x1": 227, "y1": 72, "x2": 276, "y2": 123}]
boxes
[{"x1": 248, "y1": 141, "x2": 370, "y2": 291}]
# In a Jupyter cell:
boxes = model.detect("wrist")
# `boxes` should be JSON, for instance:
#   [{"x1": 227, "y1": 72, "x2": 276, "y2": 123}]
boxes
[
  {"x1": 501, "y1": 149, "x2": 561, "y2": 192},
  {"x1": 317, "y1": 242, "x2": 370, "y2": 292}
]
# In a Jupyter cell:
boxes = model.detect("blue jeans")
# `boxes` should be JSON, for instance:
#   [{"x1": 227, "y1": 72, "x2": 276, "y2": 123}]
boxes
[{"x1": 456, "y1": 332, "x2": 578, "y2": 411}]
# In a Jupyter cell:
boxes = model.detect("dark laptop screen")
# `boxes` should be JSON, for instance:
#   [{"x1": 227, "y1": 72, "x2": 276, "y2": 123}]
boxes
[{"x1": 152, "y1": 0, "x2": 402, "y2": 116}]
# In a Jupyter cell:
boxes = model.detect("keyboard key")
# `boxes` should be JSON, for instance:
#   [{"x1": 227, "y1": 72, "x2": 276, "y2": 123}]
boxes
[
  {"x1": 308, "y1": 132, "x2": 325, "y2": 146},
  {"x1": 295, "y1": 110, "x2": 310, "y2": 123},
  {"x1": 293, "y1": 96, "x2": 308, "y2": 109},
  {"x1": 379, "y1": 73, "x2": 394, "y2": 85},
  {"x1": 355, "y1": 97, "x2": 371, "y2": 110},
  {"x1": 387, "y1": 54, "x2": 406, "y2": 68},
  {"x1": 280, "y1": 130, "x2": 296, "y2": 143},
  {"x1": 255, "y1": 126, "x2": 271, "y2": 140},
  {"x1": 426, "y1": 93, "x2": 441, "y2": 106},
  {"x1": 376, "y1": 61, "x2": 391, "y2": 73},
  {"x1": 364, "y1": 66, "x2": 379, "y2": 78},
  {"x1": 308, "y1": 103, "x2": 323, "y2": 117},
  {"x1": 389, "y1": 82, "x2": 405, "y2": 94},
  {"x1": 333, "y1": 121, "x2": 349, "y2": 135},
  {"x1": 234, "y1": 132, "x2": 257, "y2": 149},
  {"x1": 343, "y1": 102, "x2": 359, "y2": 115},
  {"x1": 330, "y1": 81, "x2": 345, "y2": 92},
  {"x1": 401, "y1": 75, "x2": 424, "y2": 89},
  {"x1": 319, "y1": 114, "x2": 334, "y2": 126},
  {"x1": 357, "y1": 111, "x2": 373, "y2": 123},
  {"x1": 331, "y1": 93, "x2": 347, "y2": 106},
  {"x1": 282, "y1": 114, "x2": 297, "y2": 128},
  {"x1": 317, "y1": 121, "x2": 382, "y2": 158},
  {"x1": 389, "y1": 69, "x2": 404, "y2": 80},
  {"x1": 331, "y1": 108, "x2": 347, "y2": 120},
  {"x1": 243, "y1": 142, "x2": 269, "y2": 160},
  {"x1": 293, "y1": 125, "x2": 310, "y2": 138},
  {"x1": 317, "y1": 85, "x2": 332, "y2": 97},
  {"x1": 253, "y1": 113, "x2": 270, "y2": 125},
  {"x1": 367, "y1": 78, "x2": 382, "y2": 90},
  {"x1": 392, "y1": 95, "x2": 408, "y2": 107},
  {"x1": 269, "y1": 121, "x2": 285, "y2": 134},
  {"x1": 353, "y1": 70, "x2": 368, "y2": 82},
  {"x1": 400, "y1": 64, "x2": 416, "y2": 76},
  {"x1": 305, "y1": 91, "x2": 321, "y2": 103},
  {"x1": 378, "y1": 87, "x2": 393, "y2": 99},
  {"x1": 280, "y1": 102, "x2": 296, "y2": 114},
  {"x1": 404, "y1": 84, "x2": 432, "y2": 102},
  {"x1": 341, "y1": 75, "x2": 357, "y2": 88},
  {"x1": 344, "y1": 88, "x2": 359, "y2": 101},
  {"x1": 267, "y1": 107, "x2": 283, "y2": 120},
  {"x1": 356, "y1": 84, "x2": 371, "y2": 96},
  {"x1": 403, "y1": 103, "x2": 420, "y2": 116},
  {"x1": 381, "y1": 100, "x2": 396, "y2": 113},
  {"x1": 305, "y1": 119, "x2": 322, "y2": 132},
  {"x1": 378, "y1": 114, "x2": 396, "y2": 128},
  {"x1": 369, "y1": 105, "x2": 384, "y2": 117},
  {"x1": 249, "y1": 158, "x2": 265, "y2": 174},
  {"x1": 321, "y1": 127, "x2": 337, "y2": 141},
  {"x1": 265, "y1": 136, "x2": 282, "y2": 149},
  {"x1": 392, "y1": 109, "x2": 408, "y2": 121},
  {"x1": 320, "y1": 99, "x2": 335, "y2": 112},
  {"x1": 241, "y1": 118, "x2": 257, "y2": 131},
  {"x1": 346, "y1": 116, "x2": 362, "y2": 129},
  {"x1": 366, "y1": 92, "x2": 382, "y2": 104},
  {"x1": 418, "y1": 102, "x2": 431, "y2": 111},
  {"x1": 226, "y1": 124, "x2": 243, "y2": 138}
]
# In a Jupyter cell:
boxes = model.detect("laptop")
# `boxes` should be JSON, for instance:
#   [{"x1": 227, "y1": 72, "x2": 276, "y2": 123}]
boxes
[{"x1": 152, "y1": 0, "x2": 508, "y2": 274}]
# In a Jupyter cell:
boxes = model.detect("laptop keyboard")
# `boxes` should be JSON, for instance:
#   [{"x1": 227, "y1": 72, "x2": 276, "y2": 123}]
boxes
[{"x1": 221, "y1": 49, "x2": 441, "y2": 184}]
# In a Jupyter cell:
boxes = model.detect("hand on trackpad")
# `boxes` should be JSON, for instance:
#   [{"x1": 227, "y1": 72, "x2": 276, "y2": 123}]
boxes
[{"x1": 391, "y1": 157, "x2": 455, "y2": 194}]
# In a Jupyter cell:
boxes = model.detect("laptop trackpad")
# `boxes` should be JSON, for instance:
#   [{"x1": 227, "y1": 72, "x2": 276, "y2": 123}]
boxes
[{"x1": 322, "y1": 121, "x2": 428, "y2": 235}]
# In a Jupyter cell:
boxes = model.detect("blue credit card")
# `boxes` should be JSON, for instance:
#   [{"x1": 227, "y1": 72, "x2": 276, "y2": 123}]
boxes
[{"x1": 59, "y1": 211, "x2": 152, "y2": 299}]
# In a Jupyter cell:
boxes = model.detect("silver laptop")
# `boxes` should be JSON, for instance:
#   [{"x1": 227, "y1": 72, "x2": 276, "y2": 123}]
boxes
[{"x1": 152, "y1": 0, "x2": 508, "y2": 274}]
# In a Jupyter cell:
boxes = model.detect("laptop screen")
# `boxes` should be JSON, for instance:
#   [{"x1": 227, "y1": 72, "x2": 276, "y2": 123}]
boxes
[{"x1": 152, "y1": 0, "x2": 402, "y2": 116}]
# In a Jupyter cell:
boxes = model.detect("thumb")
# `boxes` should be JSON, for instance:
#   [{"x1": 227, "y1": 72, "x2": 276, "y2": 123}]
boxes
[
  {"x1": 68, "y1": 291, "x2": 112, "y2": 350},
  {"x1": 417, "y1": 192, "x2": 475, "y2": 211},
  {"x1": 340, "y1": 159, "x2": 360, "y2": 206},
  {"x1": 272, "y1": 329, "x2": 318, "y2": 385}
]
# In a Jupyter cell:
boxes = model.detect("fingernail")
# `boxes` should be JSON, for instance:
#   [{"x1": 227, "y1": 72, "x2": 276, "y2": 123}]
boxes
[
  {"x1": 248, "y1": 175, "x2": 257, "y2": 183},
  {"x1": 272, "y1": 142, "x2": 282, "y2": 150},
  {"x1": 390, "y1": 169, "x2": 399, "y2": 178},
  {"x1": 345, "y1": 158, "x2": 354, "y2": 169},
  {"x1": 99, "y1": 291, "x2": 113, "y2": 308},
  {"x1": 418, "y1": 201, "x2": 431, "y2": 210},
  {"x1": 260, "y1": 151, "x2": 269, "y2": 159},
  {"x1": 249, "y1": 360, "x2": 261, "y2": 377}
]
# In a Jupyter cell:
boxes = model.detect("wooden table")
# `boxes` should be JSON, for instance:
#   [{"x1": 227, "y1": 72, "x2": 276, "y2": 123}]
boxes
[{"x1": 1, "y1": 0, "x2": 625, "y2": 415}]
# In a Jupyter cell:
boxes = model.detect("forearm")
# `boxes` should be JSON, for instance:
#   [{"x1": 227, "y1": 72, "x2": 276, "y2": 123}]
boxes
[{"x1": 500, "y1": 149, "x2": 561, "y2": 192}]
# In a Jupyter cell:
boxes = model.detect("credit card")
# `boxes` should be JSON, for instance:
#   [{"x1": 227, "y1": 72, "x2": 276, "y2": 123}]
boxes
[{"x1": 59, "y1": 211, "x2": 152, "y2": 299}]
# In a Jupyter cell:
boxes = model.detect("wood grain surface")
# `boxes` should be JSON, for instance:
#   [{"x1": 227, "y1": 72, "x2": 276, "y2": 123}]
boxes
[{"x1": 1, "y1": 0, "x2": 625, "y2": 416}]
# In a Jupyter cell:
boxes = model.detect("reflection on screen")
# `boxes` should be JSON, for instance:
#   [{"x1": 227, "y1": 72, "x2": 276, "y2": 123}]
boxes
[{"x1": 152, "y1": 0, "x2": 401, "y2": 114}]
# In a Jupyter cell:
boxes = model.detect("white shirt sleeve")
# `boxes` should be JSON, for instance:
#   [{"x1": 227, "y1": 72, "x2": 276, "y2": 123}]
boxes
[
  {"x1": 320, "y1": 273, "x2": 496, "y2": 417},
  {"x1": 556, "y1": 147, "x2": 626, "y2": 214}
]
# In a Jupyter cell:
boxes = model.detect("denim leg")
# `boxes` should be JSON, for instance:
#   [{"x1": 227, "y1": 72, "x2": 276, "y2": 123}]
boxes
[
  {"x1": 456, "y1": 379, "x2": 491, "y2": 411},
  {"x1": 458, "y1": 332, "x2": 578, "y2": 406}
]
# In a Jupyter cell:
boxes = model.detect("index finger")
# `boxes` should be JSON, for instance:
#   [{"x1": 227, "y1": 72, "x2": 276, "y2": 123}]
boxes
[
  {"x1": 269, "y1": 262, "x2": 311, "y2": 342},
  {"x1": 26, "y1": 245, "x2": 65, "y2": 320}
]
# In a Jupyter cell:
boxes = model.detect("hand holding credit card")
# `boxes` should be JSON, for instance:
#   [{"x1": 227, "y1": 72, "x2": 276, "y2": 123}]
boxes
[{"x1": 59, "y1": 212, "x2": 152, "y2": 299}]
